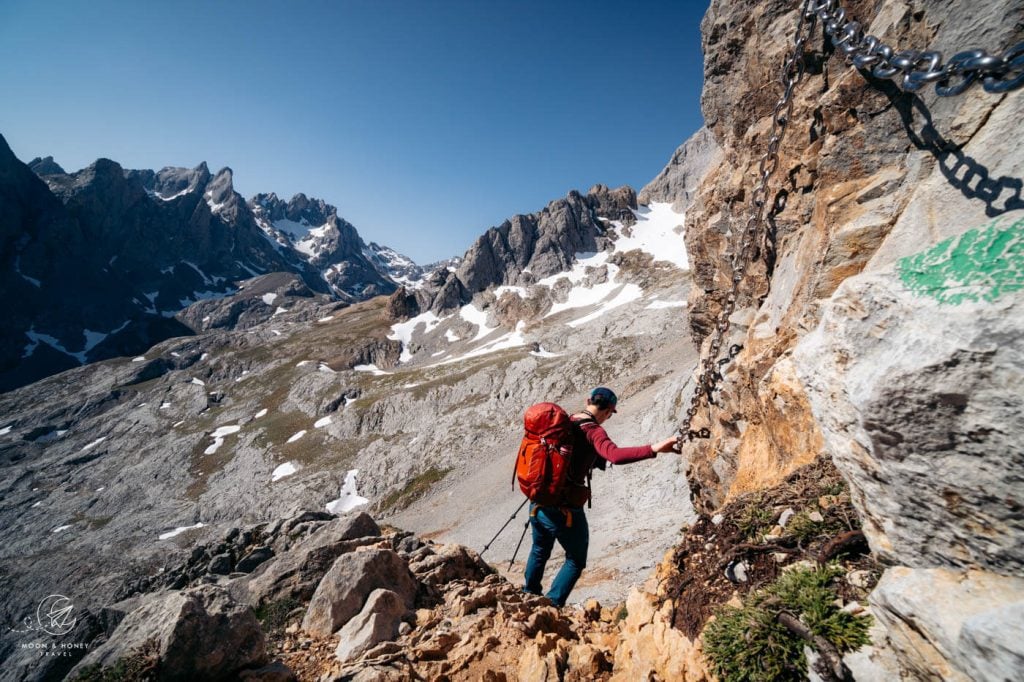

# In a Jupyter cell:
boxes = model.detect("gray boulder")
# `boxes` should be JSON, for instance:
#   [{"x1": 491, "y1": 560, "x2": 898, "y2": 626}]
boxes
[
  {"x1": 236, "y1": 546, "x2": 275, "y2": 574},
  {"x1": 301, "y1": 548, "x2": 417, "y2": 637},
  {"x1": 794, "y1": 216, "x2": 1024, "y2": 572},
  {"x1": 334, "y1": 588, "x2": 411, "y2": 663},
  {"x1": 869, "y1": 567, "x2": 1024, "y2": 681},
  {"x1": 68, "y1": 585, "x2": 266, "y2": 681},
  {"x1": 241, "y1": 512, "x2": 381, "y2": 606},
  {"x1": 407, "y1": 543, "x2": 494, "y2": 587}
]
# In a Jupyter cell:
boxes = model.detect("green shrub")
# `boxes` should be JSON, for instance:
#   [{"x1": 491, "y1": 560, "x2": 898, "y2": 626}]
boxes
[
  {"x1": 703, "y1": 565, "x2": 872, "y2": 682},
  {"x1": 704, "y1": 603, "x2": 807, "y2": 681}
]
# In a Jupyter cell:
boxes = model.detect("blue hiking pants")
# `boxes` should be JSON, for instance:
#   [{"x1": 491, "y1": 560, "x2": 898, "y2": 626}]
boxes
[{"x1": 523, "y1": 504, "x2": 589, "y2": 606}]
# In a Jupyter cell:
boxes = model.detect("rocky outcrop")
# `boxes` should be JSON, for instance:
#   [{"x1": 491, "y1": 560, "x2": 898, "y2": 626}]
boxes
[
  {"x1": 175, "y1": 272, "x2": 323, "y2": 333},
  {"x1": 415, "y1": 184, "x2": 638, "y2": 314},
  {"x1": 242, "y1": 513, "x2": 383, "y2": 607},
  {"x1": 27, "y1": 155, "x2": 65, "y2": 176},
  {"x1": 869, "y1": 567, "x2": 1024, "y2": 681},
  {"x1": 678, "y1": 0, "x2": 1024, "y2": 678},
  {"x1": 301, "y1": 548, "x2": 416, "y2": 636},
  {"x1": 69, "y1": 585, "x2": 268, "y2": 681},
  {"x1": 639, "y1": 126, "x2": 721, "y2": 210},
  {"x1": 249, "y1": 192, "x2": 398, "y2": 301}
]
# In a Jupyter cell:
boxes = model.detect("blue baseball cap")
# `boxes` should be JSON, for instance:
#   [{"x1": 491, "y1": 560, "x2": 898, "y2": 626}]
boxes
[{"x1": 589, "y1": 387, "x2": 618, "y2": 412}]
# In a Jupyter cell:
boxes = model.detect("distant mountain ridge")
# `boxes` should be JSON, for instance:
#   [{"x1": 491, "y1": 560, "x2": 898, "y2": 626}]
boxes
[
  {"x1": 0, "y1": 135, "x2": 418, "y2": 391},
  {"x1": 0, "y1": 131, "x2": 705, "y2": 392}
]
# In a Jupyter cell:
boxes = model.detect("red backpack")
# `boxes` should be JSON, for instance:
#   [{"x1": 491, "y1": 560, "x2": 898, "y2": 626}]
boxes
[{"x1": 513, "y1": 403, "x2": 595, "y2": 506}]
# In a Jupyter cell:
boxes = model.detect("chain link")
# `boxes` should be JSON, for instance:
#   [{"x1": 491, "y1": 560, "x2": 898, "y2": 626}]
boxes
[
  {"x1": 676, "y1": 0, "x2": 817, "y2": 444},
  {"x1": 676, "y1": 1, "x2": 1020, "y2": 446},
  {"x1": 810, "y1": 0, "x2": 1024, "y2": 95}
]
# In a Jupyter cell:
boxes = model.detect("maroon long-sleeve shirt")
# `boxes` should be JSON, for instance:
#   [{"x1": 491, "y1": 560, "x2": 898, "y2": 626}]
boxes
[{"x1": 563, "y1": 415, "x2": 655, "y2": 503}]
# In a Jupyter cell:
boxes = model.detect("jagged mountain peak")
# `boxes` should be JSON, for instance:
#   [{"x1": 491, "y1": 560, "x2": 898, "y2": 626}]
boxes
[
  {"x1": 147, "y1": 162, "x2": 212, "y2": 200},
  {"x1": 27, "y1": 155, "x2": 66, "y2": 176}
]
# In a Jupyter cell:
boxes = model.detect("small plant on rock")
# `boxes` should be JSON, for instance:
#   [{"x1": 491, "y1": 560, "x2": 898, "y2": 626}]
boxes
[{"x1": 703, "y1": 564, "x2": 871, "y2": 682}]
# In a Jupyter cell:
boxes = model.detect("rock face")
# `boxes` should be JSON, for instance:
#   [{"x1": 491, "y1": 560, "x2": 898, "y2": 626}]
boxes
[
  {"x1": 0, "y1": 139, "x2": 428, "y2": 391},
  {"x1": 415, "y1": 184, "x2": 638, "y2": 314},
  {"x1": 250, "y1": 192, "x2": 397, "y2": 301},
  {"x1": 675, "y1": 0, "x2": 1024, "y2": 678},
  {"x1": 301, "y1": 548, "x2": 417, "y2": 636},
  {"x1": 639, "y1": 126, "x2": 721, "y2": 211},
  {"x1": 69, "y1": 585, "x2": 268, "y2": 681},
  {"x1": 869, "y1": 567, "x2": 1024, "y2": 681},
  {"x1": 794, "y1": 221, "x2": 1024, "y2": 572}
]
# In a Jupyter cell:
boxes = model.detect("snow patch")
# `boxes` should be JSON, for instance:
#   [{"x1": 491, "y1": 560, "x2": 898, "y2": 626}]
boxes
[
  {"x1": 566, "y1": 284, "x2": 644, "y2": 327},
  {"x1": 459, "y1": 303, "x2": 496, "y2": 342},
  {"x1": 159, "y1": 523, "x2": 206, "y2": 540},
  {"x1": 531, "y1": 346, "x2": 561, "y2": 358},
  {"x1": 286, "y1": 430, "x2": 306, "y2": 443},
  {"x1": 81, "y1": 437, "x2": 106, "y2": 452},
  {"x1": 0, "y1": 426, "x2": 12, "y2": 436},
  {"x1": 314, "y1": 416, "x2": 332, "y2": 428},
  {"x1": 388, "y1": 311, "x2": 443, "y2": 362},
  {"x1": 272, "y1": 462, "x2": 297, "y2": 482},
  {"x1": 325, "y1": 469, "x2": 369, "y2": 514},
  {"x1": 646, "y1": 299, "x2": 688, "y2": 310},
  {"x1": 52, "y1": 525, "x2": 72, "y2": 533},
  {"x1": 204, "y1": 425, "x2": 240, "y2": 455},
  {"x1": 191, "y1": 378, "x2": 205, "y2": 386},
  {"x1": 613, "y1": 202, "x2": 689, "y2": 270},
  {"x1": 254, "y1": 408, "x2": 268, "y2": 419},
  {"x1": 262, "y1": 293, "x2": 278, "y2": 305},
  {"x1": 436, "y1": 321, "x2": 528, "y2": 366},
  {"x1": 353, "y1": 364, "x2": 389, "y2": 376}
]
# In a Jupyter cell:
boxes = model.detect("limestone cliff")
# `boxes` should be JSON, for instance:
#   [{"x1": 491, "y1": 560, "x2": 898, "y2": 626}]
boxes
[{"x1": 673, "y1": 0, "x2": 1023, "y2": 679}]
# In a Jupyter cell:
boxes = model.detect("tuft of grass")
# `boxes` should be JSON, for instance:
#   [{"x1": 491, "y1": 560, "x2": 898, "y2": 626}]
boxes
[
  {"x1": 704, "y1": 602, "x2": 806, "y2": 681},
  {"x1": 703, "y1": 564, "x2": 872, "y2": 682},
  {"x1": 784, "y1": 510, "x2": 846, "y2": 544},
  {"x1": 735, "y1": 495, "x2": 775, "y2": 539},
  {"x1": 255, "y1": 597, "x2": 301, "y2": 634}
]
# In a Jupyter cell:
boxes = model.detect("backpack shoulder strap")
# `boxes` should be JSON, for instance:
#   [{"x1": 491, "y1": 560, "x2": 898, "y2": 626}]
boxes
[{"x1": 570, "y1": 412, "x2": 597, "y2": 427}]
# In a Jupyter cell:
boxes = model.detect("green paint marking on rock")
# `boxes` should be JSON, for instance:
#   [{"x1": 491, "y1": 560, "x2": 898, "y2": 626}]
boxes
[{"x1": 897, "y1": 216, "x2": 1024, "y2": 305}]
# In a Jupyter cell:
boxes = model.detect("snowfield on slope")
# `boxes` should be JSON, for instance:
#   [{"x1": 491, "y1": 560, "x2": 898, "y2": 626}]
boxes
[{"x1": 383, "y1": 202, "x2": 688, "y2": 365}]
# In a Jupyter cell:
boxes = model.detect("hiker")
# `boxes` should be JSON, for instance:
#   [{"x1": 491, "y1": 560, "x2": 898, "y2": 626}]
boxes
[{"x1": 522, "y1": 387, "x2": 680, "y2": 606}]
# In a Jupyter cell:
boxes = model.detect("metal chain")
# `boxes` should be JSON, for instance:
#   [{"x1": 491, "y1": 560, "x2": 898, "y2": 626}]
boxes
[
  {"x1": 676, "y1": 0, "x2": 818, "y2": 444},
  {"x1": 675, "y1": 1, "x2": 1021, "y2": 447},
  {"x1": 810, "y1": 0, "x2": 1024, "y2": 95}
]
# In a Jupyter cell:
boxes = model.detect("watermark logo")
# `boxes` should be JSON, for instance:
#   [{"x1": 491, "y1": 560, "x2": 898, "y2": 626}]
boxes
[
  {"x1": 10, "y1": 594, "x2": 90, "y2": 658},
  {"x1": 36, "y1": 594, "x2": 77, "y2": 636},
  {"x1": 10, "y1": 594, "x2": 78, "y2": 636}
]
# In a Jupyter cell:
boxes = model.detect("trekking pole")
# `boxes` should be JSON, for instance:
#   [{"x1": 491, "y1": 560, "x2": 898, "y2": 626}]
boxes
[
  {"x1": 508, "y1": 518, "x2": 531, "y2": 572},
  {"x1": 480, "y1": 498, "x2": 529, "y2": 558}
]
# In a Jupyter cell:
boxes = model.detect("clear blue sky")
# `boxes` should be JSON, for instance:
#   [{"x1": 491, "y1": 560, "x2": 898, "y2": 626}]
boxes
[{"x1": 0, "y1": 0, "x2": 708, "y2": 264}]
